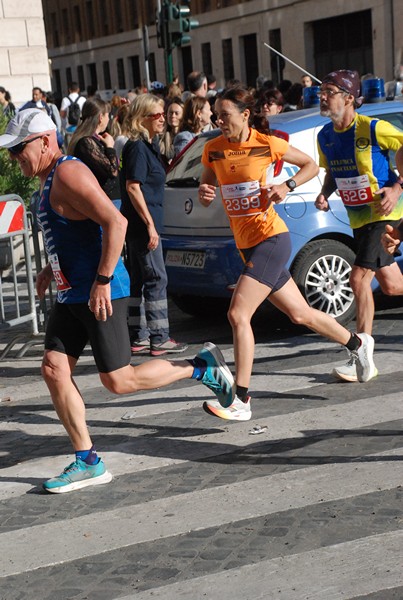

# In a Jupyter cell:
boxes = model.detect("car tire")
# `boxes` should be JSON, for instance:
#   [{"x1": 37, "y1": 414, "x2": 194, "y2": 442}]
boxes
[
  {"x1": 291, "y1": 239, "x2": 356, "y2": 326},
  {"x1": 170, "y1": 294, "x2": 230, "y2": 318}
]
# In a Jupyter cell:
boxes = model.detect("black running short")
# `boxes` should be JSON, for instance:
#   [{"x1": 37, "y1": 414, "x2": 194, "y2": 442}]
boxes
[
  {"x1": 238, "y1": 232, "x2": 292, "y2": 293},
  {"x1": 353, "y1": 220, "x2": 400, "y2": 270},
  {"x1": 45, "y1": 297, "x2": 131, "y2": 373}
]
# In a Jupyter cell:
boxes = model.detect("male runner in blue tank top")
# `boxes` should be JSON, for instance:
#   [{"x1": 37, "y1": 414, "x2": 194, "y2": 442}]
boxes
[
  {"x1": 315, "y1": 70, "x2": 403, "y2": 382},
  {"x1": 0, "y1": 109, "x2": 235, "y2": 494}
]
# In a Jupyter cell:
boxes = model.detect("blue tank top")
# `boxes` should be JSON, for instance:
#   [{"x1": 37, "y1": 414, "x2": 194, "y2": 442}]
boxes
[{"x1": 37, "y1": 155, "x2": 130, "y2": 303}]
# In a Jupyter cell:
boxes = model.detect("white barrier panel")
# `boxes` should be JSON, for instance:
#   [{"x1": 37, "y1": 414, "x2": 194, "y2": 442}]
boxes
[{"x1": 0, "y1": 194, "x2": 40, "y2": 360}]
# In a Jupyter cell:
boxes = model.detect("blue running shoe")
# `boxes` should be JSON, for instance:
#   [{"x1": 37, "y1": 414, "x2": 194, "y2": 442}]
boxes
[
  {"x1": 43, "y1": 458, "x2": 112, "y2": 494},
  {"x1": 198, "y1": 342, "x2": 235, "y2": 408}
]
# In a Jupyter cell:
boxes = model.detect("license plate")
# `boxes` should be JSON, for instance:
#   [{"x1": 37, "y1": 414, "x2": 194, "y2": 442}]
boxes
[{"x1": 165, "y1": 250, "x2": 206, "y2": 269}]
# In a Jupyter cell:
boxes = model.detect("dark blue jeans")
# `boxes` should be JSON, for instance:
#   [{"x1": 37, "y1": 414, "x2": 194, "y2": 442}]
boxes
[{"x1": 125, "y1": 237, "x2": 169, "y2": 345}]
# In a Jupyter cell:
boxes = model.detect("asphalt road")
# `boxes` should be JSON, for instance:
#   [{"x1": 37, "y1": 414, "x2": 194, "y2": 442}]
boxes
[{"x1": 1, "y1": 295, "x2": 403, "y2": 600}]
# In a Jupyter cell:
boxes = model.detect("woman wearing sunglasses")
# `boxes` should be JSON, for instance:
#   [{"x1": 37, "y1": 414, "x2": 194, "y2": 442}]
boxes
[{"x1": 120, "y1": 94, "x2": 187, "y2": 356}]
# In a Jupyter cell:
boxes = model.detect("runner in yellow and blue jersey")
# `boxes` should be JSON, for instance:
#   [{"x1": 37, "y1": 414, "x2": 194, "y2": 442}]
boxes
[{"x1": 316, "y1": 70, "x2": 403, "y2": 383}]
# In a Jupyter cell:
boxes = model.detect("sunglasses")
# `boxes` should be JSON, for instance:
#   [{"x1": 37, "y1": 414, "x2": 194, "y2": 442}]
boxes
[
  {"x1": 317, "y1": 88, "x2": 346, "y2": 98},
  {"x1": 8, "y1": 135, "x2": 43, "y2": 155},
  {"x1": 146, "y1": 112, "x2": 165, "y2": 120}
]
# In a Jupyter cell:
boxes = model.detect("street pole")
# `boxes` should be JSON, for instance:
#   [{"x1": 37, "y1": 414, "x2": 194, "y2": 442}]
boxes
[{"x1": 142, "y1": 25, "x2": 151, "y2": 91}]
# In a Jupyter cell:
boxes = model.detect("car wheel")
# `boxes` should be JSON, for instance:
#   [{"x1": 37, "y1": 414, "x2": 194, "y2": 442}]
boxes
[
  {"x1": 170, "y1": 294, "x2": 230, "y2": 318},
  {"x1": 291, "y1": 239, "x2": 356, "y2": 326}
]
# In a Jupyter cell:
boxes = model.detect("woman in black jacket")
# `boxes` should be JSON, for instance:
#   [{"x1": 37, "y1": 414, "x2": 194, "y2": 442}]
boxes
[{"x1": 67, "y1": 97, "x2": 121, "y2": 208}]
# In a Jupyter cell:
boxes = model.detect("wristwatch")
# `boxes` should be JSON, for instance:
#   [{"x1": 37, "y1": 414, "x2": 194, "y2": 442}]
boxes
[
  {"x1": 95, "y1": 273, "x2": 114, "y2": 284},
  {"x1": 285, "y1": 178, "x2": 297, "y2": 191}
]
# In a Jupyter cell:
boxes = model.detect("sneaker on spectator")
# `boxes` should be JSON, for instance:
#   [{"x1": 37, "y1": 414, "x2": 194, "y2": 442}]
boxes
[
  {"x1": 43, "y1": 458, "x2": 112, "y2": 494},
  {"x1": 131, "y1": 338, "x2": 150, "y2": 353},
  {"x1": 150, "y1": 338, "x2": 188, "y2": 356},
  {"x1": 203, "y1": 395, "x2": 252, "y2": 421},
  {"x1": 197, "y1": 342, "x2": 235, "y2": 407}
]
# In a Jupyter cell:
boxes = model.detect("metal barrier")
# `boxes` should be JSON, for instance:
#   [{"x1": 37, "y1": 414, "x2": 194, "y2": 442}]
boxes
[{"x1": 0, "y1": 194, "x2": 43, "y2": 360}]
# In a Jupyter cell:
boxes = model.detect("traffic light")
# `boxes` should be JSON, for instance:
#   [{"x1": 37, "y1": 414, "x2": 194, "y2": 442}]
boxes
[{"x1": 167, "y1": 1, "x2": 199, "y2": 48}]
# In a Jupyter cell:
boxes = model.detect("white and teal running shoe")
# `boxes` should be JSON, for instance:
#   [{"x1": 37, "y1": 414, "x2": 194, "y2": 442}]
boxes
[
  {"x1": 198, "y1": 342, "x2": 235, "y2": 408},
  {"x1": 43, "y1": 458, "x2": 112, "y2": 494}
]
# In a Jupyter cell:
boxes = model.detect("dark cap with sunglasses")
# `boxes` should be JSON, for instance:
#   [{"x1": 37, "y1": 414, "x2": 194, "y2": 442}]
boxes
[
  {"x1": 321, "y1": 70, "x2": 364, "y2": 107},
  {"x1": 0, "y1": 108, "x2": 56, "y2": 151}
]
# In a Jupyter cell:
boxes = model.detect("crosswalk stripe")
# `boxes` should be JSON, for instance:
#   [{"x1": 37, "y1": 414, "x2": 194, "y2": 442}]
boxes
[
  {"x1": 1, "y1": 447, "x2": 402, "y2": 578},
  {"x1": 120, "y1": 529, "x2": 403, "y2": 600},
  {"x1": 1, "y1": 392, "x2": 403, "y2": 501}
]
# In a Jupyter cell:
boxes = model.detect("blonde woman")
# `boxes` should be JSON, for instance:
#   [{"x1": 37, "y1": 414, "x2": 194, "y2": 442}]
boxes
[
  {"x1": 67, "y1": 97, "x2": 120, "y2": 206},
  {"x1": 120, "y1": 93, "x2": 187, "y2": 356}
]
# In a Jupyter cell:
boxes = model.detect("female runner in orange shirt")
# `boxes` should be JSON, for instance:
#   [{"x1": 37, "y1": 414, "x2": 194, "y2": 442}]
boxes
[{"x1": 199, "y1": 85, "x2": 375, "y2": 421}]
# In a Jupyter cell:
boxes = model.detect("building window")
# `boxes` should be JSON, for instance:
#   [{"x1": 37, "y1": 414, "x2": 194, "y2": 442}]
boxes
[
  {"x1": 77, "y1": 65, "x2": 85, "y2": 91},
  {"x1": 115, "y1": 0, "x2": 123, "y2": 33},
  {"x1": 86, "y1": 1, "x2": 95, "y2": 38},
  {"x1": 87, "y1": 63, "x2": 98, "y2": 88},
  {"x1": 201, "y1": 43, "x2": 212, "y2": 76},
  {"x1": 50, "y1": 12, "x2": 59, "y2": 47},
  {"x1": 117, "y1": 58, "x2": 126, "y2": 89},
  {"x1": 148, "y1": 53, "x2": 156, "y2": 82},
  {"x1": 241, "y1": 34, "x2": 258, "y2": 88},
  {"x1": 269, "y1": 29, "x2": 283, "y2": 85},
  {"x1": 66, "y1": 67, "x2": 72, "y2": 87},
  {"x1": 74, "y1": 5, "x2": 82, "y2": 39},
  {"x1": 129, "y1": 55, "x2": 141, "y2": 88},
  {"x1": 127, "y1": 1, "x2": 139, "y2": 29},
  {"x1": 53, "y1": 69, "x2": 62, "y2": 95},
  {"x1": 103, "y1": 61, "x2": 112, "y2": 89},
  {"x1": 222, "y1": 38, "x2": 234, "y2": 83},
  {"x1": 62, "y1": 9, "x2": 70, "y2": 44},
  {"x1": 313, "y1": 10, "x2": 373, "y2": 78},
  {"x1": 100, "y1": 0, "x2": 109, "y2": 36}
]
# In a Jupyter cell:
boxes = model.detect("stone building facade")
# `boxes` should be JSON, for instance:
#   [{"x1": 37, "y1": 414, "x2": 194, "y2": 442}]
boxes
[
  {"x1": 42, "y1": 0, "x2": 403, "y2": 96},
  {"x1": 0, "y1": 0, "x2": 50, "y2": 105}
]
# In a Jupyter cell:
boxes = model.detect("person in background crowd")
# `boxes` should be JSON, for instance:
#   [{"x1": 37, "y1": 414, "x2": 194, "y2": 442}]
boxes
[
  {"x1": 160, "y1": 96, "x2": 184, "y2": 164},
  {"x1": 112, "y1": 103, "x2": 131, "y2": 162},
  {"x1": 301, "y1": 75, "x2": 313, "y2": 88},
  {"x1": 86, "y1": 84, "x2": 100, "y2": 100},
  {"x1": 206, "y1": 74, "x2": 218, "y2": 99},
  {"x1": 255, "y1": 88, "x2": 285, "y2": 117},
  {"x1": 126, "y1": 89, "x2": 137, "y2": 103},
  {"x1": 45, "y1": 91, "x2": 64, "y2": 149},
  {"x1": 165, "y1": 83, "x2": 183, "y2": 101},
  {"x1": 0, "y1": 107, "x2": 235, "y2": 493},
  {"x1": 283, "y1": 83, "x2": 303, "y2": 111},
  {"x1": 67, "y1": 97, "x2": 121, "y2": 209},
  {"x1": 198, "y1": 85, "x2": 375, "y2": 421},
  {"x1": 186, "y1": 71, "x2": 208, "y2": 98},
  {"x1": 21, "y1": 87, "x2": 52, "y2": 117},
  {"x1": 45, "y1": 92, "x2": 62, "y2": 131},
  {"x1": 315, "y1": 69, "x2": 403, "y2": 382},
  {"x1": 120, "y1": 94, "x2": 188, "y2": 356},
  {"x1": 0, "y1": 86, "x2": 16, "y2": 120},
  {"x1": 385, "y1": 64, "x2": 403, "y2": 99},
  {"x1": 60, "y1": 82, "x2": 86, "y2": 135},
  {"x1": 173, "y1": 96, "x2": 212, "y2": 156},
  {"x1": 277, "y1": 79, "x2": 292, "y2": 97}
]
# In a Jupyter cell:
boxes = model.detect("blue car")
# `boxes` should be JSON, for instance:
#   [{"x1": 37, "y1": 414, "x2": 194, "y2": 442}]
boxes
[{"x1": 162, "y1": 100, "x2": 403, "y2": 325}]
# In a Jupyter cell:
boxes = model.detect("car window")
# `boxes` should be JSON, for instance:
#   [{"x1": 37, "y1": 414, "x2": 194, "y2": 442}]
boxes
[
  {"x1": 166, "y1": 137, "x2": 210, "y2": 187},
  {"x1": 372, "y1": 112, "x2": 403, "y2": 169},
  {"x1": 374, "y1": 111, "x2": 403, "y2": 131}
]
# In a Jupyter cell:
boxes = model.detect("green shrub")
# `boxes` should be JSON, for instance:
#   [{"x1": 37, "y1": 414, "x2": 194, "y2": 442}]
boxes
[{"x1": 0, "y1": 111, "x2": 39, "y2": 205}]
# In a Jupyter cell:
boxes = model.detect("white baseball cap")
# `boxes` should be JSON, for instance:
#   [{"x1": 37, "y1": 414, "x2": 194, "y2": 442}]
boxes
[{"x1": 0, "y1": 108, "x2": 56, "y2": 149}]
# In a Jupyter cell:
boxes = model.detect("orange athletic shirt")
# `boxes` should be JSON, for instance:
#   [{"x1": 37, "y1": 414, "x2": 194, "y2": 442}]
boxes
[{"x1": 201, "y1": 128, "x2": 289, "y2": 249}]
